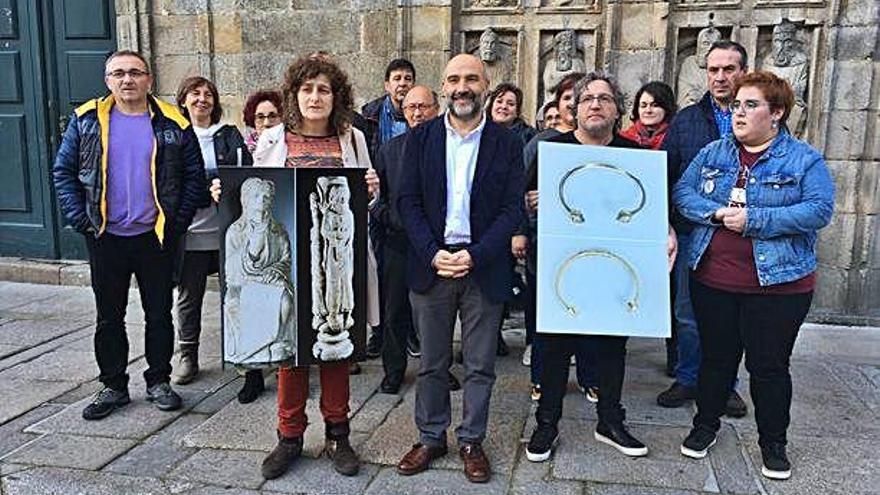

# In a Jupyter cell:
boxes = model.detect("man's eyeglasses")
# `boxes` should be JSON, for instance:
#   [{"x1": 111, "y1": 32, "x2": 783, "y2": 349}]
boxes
[
  {"x1": 730, "y1": 100, "x2": 769, "y2": 113},
  {"x1": 403, "y1": 102, "x2": 435, "y2": 112},
  {"x1": 579, "y1": 94, "x2": 616, "y2": 106},
  {"x1": 255, "y1": 113, "x2": 280, "y2": 122},
  {"x1": 106, "y1": 69, "x2": 150, "y2": 79}
]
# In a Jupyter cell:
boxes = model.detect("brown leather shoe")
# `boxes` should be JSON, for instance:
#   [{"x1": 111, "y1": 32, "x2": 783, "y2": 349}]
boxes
[
  {"x1": 397, "y1": 443, "x2": 448, "y2": 475},
  {"x1": 459, "y1": 443, "x2": 490, "y2": 483}
]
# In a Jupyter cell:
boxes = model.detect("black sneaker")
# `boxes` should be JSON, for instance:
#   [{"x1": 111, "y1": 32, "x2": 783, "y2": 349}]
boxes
[
  {"x1": 657, "y1": 382, "x2": 697, "y2": 408},
  {"x1": 365, "y1": 333, "x2": 382, "y2": 359},
  {"x1": 725, "y1": 391, "x2": 748, "y2": 418},
  {"x1": 82, "y1": 387, "x2": 130, "y2": 420},
  {"x1": 680, "y1": 427, "x2": 717, "y2": 459},
  {"x1": 595, "y1": 421, "x2": 648, "y2": 457},
  {"x1": 145, "y1": 382, "x2": 182, "y2": 411},
  {"x1": 526, "y1": 423, "x2": 559, "y2": 462},
  {"x1": 406, "y1": 334, "x2": 421, "y2": 358},
  {"x1": 761, "y1": 443, "x2": 792, "y2": 480},
  {"x1": 380, "y1": 374, "x2": 402, "y2": 394}
]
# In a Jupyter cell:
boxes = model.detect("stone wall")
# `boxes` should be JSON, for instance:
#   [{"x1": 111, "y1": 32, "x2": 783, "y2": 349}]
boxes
[{"x1": 114, "y1": 0, "x2": 879, "y2": 324}]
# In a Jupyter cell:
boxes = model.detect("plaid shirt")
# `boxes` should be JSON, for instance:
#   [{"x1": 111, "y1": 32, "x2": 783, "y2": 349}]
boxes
[{"x1": 710, "y1": 97, "x2": 733, "y2": 137}]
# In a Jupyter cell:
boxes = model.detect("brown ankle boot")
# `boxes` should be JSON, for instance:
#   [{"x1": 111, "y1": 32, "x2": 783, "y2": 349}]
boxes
[
  {"x1": 261, "y1": 431, "x2": 303, "y2": 480},
  {"x1": 325, "y1": 421, "x2": 359, "y2": 476},
  {"x1": 172, "y1": 345, "x2": 199, "y2": 385}
]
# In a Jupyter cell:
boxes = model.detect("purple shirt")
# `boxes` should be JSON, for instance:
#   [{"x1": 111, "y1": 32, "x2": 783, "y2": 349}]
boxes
[{"x1": 106, "y1": 107, "x2": 157, "y2": 236}]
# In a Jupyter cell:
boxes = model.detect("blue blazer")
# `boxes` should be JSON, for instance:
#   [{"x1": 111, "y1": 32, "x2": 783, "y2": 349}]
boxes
[{"x1": 397, "y1": 116, "x2": 525, "y2": 303}]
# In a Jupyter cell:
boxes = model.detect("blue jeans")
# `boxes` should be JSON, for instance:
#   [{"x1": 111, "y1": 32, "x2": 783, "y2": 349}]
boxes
[{"x1": 674, "y1": 232, "x2": 700, "y2": 388}]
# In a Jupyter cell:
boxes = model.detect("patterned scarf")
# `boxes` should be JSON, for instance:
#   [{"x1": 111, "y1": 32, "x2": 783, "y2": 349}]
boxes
[{"x1": 619, "y1": 120, "x2": 670, "y2": 150}]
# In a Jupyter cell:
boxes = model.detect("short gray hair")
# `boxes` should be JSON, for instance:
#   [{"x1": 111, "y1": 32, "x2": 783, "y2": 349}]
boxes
[{"x1": 571, "y1": 71, "x2": 627, "y2": 131}]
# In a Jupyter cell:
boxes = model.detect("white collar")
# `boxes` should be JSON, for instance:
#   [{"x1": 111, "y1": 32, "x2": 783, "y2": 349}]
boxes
[{"x1": 444, "y1": 112, "x2": 486, "y2": 140}]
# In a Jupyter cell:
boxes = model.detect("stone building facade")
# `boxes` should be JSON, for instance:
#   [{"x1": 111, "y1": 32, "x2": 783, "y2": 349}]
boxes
[{"x1": 115, "y1": 0, "x2": 878, "y2": 324}]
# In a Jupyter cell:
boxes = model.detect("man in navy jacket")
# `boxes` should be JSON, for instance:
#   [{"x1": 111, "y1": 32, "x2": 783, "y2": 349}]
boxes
[{"x1": 395, "y1": 54, "x2": 524, "y2": 483}]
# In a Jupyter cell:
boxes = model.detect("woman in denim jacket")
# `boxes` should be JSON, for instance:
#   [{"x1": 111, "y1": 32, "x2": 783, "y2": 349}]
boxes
[{"x1": 672, "y1": 71, "x2": 834, "y2": 480}]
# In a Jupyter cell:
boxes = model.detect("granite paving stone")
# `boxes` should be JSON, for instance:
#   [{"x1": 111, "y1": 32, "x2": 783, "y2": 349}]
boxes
[
  {"x1": 350, "y1": 389, "x2": 403, "y2": 433},
  {"x1": 509, "y1": 452, "x2": 583, "y2": 495},
  {"x1": 103, "y1": 413, "x2": 207, "y2": 477},
  {"x1": 363, "y1": 466, "x2": 510, "y2": 495},
  {"x1": 708, "y1": 424, "x2": 761, "y2": 495},
  {"x1": 0, "y1": 349, "x2": 99, "y2": 383},
  {"x1": 0, "y1": 466, "x2": 201, "y2": 495},
  {"x1": 0, "y1": 379, "x2": 77, "y2": 425},
  {"x1": 0, "y1": 327, "x2": 92, "y2": 374},
  {"x1": 825, "y1": 360, "x2": 880, "y2": 412},
  {"x1": 0, "y1": 462, "x2": 30, "y2": 477},
  {"x1": 0, "y1": 343, "x2": 22, "y2": 358},
  {"x1": 582, "y1": 483, "x2": 710, "y2": 495},
  {"x1": 262, "y1": 456, "x2": 380, "y2": 494},
  {"x1": 743, "y1": 432, "x2": 879, "y2": 495},
  {"x1": 0, "y1": 404, "x2": 65, "y2": 458},
  {"x1": 551, "y1": 419, "x2": 718, "y2": 492},
  {"x1": 182, "y1": 387, "x2": 280, "y2": 453},
  {"x1": 793, "y1": 323, "x2": 880, "y2": 363},
  {"x1": 47, "y1": 380, "x2": 103, "y2": 405},
  {"x1": 7, "y1": 290, "x2": 97, "y2": 319},
  {"x1": 166, "y1": 448, "x2": 267, "y2": 490},
  {"x1": 0, "y1": 318, "x2": 91, "y2": 348},
  {"x1": 2, "y1": 433, "x2": 137, "y2": 470},
  {"x1": 191, "y1": 374, "x2": 247, "y2": 414},
  {"x1": 0, "y1": 283, "x2": 67, "y2": 311}
]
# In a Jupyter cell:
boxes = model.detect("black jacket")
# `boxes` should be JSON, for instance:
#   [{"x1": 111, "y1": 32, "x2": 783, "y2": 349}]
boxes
[
  {"x1": 53, "y1": 94, "x2": 208, "y2": 243},
  {"x1": 662, "y1": 92, "x2": 720, "y2": 233},
  {"x1": 373, "y1": 131, "x2": 409, "y2": 242},
  {"x1": 210, "y1": 125, "x2": 253, "y2": 173}
]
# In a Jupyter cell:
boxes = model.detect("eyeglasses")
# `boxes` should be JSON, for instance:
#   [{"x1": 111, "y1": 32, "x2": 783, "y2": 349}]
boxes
[
  {"x1": 254, "y1": 113, "x2": 280, "y2": 122},
  {"x1": 730, "y1": 100, "x2": 769, "y2": 113},
  {"x1": 579, "y1": 94, "x2": 616, "y2": 106},
  {"x1": 403, "y1": 103, "x2": 435, "y2": 112},
  {"x1": 106, "y1": 69, "x2": 150, "y2": 79}
]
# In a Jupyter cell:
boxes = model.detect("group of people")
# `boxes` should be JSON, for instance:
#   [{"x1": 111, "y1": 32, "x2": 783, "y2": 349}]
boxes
[{"x1": 52, "y1": 36, "x2": 833, "y2": 485}]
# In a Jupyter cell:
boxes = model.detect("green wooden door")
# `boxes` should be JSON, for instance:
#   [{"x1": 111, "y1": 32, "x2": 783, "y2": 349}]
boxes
[
  {"x1": 45, "y1": 0, "x2": 117, "y2": 259},
  {"x1": 0, "y1": 0, "x2": 56, "y2": 257}
]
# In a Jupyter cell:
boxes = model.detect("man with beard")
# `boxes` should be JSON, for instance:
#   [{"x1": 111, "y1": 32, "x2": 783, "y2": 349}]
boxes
[
  {"x1": 541, "y1": 30, "x2": 586, "y2": 106},
  {"x1": 764, "y1": 20, "x2": 809, "y2": 137},
  {"x1": 395, "y1": 54, "x2": 524, "y2": 483},
  {"x1": 524, "y1": 72, "x2": 677, "y2": 462}
]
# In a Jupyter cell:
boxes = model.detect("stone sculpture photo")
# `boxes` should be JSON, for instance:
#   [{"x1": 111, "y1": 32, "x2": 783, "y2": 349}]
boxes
[
  {"x1": 474, "y1": 28, "x2": 515, "y2": 88},
  {"x1": 223, "y1": 177, "x2": 296, "y2": 366},
  {"x1": 676, "y1": 26, "x2": 723, "y2": 108},
  {"x1": 309, "y1": 176, "x2": 356, "y2": 361},
  {"x1": 763, "y1": 20, "x2": 810, "y2": 137},
  {"x1": 542, "y1": 30, "x2": 587, "y2": 105}
]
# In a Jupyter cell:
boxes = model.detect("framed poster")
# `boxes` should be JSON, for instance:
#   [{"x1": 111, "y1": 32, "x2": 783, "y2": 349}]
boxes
[
  {"x1": 536, "y1": 142, "x2": 671, "y2": 338},
  {"x1": 218, "y1": 167, "x2": 368, "y2": 368}
]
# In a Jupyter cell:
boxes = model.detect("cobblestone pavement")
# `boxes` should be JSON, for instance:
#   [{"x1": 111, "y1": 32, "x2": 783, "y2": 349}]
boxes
[{"x1": 0, "y1": 281, "x2": 877, "y2": 494}]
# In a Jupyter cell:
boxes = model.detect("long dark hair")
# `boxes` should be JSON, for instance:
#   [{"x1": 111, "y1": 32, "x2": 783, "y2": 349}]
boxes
[{"x1": 630, "y1": 81, "x2": 677, "y2": 124}]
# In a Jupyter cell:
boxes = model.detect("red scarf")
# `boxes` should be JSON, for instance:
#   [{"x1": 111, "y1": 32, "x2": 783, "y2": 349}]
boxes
[{"x1": 620, "y1": 120, "x2": 669, "y2": 150}]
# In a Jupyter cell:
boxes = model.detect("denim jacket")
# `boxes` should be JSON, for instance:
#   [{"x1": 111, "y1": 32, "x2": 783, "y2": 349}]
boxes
[{"x1": 672, "y1": 130, "x2": 834, "y2": 286}]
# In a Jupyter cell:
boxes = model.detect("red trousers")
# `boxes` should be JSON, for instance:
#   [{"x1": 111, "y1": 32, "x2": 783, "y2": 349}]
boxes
[{"x1": 276, "y1": 362, "x2": 350, "y2": 438}]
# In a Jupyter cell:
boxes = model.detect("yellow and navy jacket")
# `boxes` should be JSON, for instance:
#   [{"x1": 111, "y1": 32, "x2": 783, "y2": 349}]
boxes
[{"x1": 52, "y1": 94, "x2": 209, "y2": 244}]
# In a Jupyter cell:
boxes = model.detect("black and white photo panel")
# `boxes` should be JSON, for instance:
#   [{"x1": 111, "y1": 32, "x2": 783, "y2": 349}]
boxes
[
  {"x1": 295, "y1": 167, "x2": 368, "y2": 366},
  {"x1": 218, "y1": 168, "x2": 297, "y2": 369}
]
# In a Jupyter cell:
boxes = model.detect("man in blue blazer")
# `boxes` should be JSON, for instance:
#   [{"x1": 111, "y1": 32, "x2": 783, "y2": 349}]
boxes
[{"x1": 395, "y1": 54, "x2": 525, "y2": 483}]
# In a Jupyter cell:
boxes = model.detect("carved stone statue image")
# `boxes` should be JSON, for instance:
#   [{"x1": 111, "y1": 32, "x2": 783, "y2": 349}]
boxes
[
  {"x1": 475, "y1": 28, "x2": 515, "y2": 88},
  {"x1": 763, "y1": 20, "x2": 810, "y2": 137},
  {"x1": 310, "y1": 176, "x2": 355, "y2": 361},
  {"x1": 542, "y1": 30, "x2": 587, "y2": 105},
  {"x1": 224, "y1": 177, "x2": 295, "y2": 365},
  {"x1": 469, "y1": 0, "x2": 516, "y2": 7},
  {"x1": 676, "y1": 26, "x2": 723, "y2": 108}
]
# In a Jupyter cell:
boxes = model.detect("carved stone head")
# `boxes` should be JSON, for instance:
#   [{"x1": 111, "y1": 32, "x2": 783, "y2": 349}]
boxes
[
  {"x1": 240, "y1": 177, "x2": 275, "y2": 225},
  {"x1": 696, "y1": 26, "x2": 723, "y2": 68},
  {"x1": 772, "y1": 20, "x2": 802, "y2": 67},
  {"x1": 479, "y1": 28, "x2": 500, "y2": 62},
  {"x1": 554, "y1": 30, "x2": 578, "y2": 71}
]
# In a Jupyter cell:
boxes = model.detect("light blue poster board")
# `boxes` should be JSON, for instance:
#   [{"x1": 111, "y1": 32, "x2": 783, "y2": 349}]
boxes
[{"x1": 536, "y1": 141, "x2": 671, "y2": 338}]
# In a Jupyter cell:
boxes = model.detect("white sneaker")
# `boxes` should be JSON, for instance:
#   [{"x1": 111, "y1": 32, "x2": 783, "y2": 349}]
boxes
[{"x1": 521, "y1": 344, "x2": 532, "y2": 366}]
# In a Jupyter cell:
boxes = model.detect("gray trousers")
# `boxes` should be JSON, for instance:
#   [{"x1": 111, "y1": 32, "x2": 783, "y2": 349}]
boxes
[
  {"x1": 410, "y1": 276, "x2": 503, "y2": 446},
  {"x1": 176, "y1": 250, "x2": 218, "y2": 349}
]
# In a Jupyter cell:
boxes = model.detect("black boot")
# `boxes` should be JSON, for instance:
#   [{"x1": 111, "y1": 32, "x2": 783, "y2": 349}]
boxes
[
  {"x1": 261, "y1": 431, "x2": 303, "y2": 479},
  {"x1": 238, "y1": 370, "x2": 265, "y2": 404},
  {"x1": 325, "y1": 421, "x2": 360, "y2": 476}
]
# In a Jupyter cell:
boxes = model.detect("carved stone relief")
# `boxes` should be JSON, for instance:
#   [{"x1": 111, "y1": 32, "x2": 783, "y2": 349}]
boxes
[
  {"x1": 310, "y1": 176, "x2": 355, "y2": 362},
  {"x1": 224, "y1": 177, "x2": 296, "y2": 366},
  {"x1": 539, "y1": 0, "x2": 600, "y2": 11},
  {"x1": 759, "y1": 19, "x2": 811, "y2": 138},
  {"x1": 466, "y1": 27, "x2": 518, "y2": 88},
  {"x1": 675, "y1": 25, "x2": 724, "y2": 108},
  {"x1": 465, "y1": 0, "x2": 518, "y2": 9},
  {"x1": 539, "y1": 29, "x2": 591, "y2": 106}
]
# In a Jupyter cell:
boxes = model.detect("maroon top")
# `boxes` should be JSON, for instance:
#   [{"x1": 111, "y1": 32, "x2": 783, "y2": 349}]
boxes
[{"x1": 694, "y1": 146, "x2": 815, "y2": 294}]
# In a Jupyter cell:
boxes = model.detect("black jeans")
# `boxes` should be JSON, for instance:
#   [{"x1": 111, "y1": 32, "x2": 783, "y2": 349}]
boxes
[
  {"x1": 690, "y1": 277, "x2": 812, "y2": 447},
  {"x1": 86, "y1": 231, "x2": 176, "y2": 390},
  {"x1": 380, "y1": 237, "x2": 415, "y2": 379},
  {"x1": 536, "y1": 333, "x2": 629, "y2": 426},
  {"x1": 176, "y1": 249, "x2": 219, "y2": 349}
]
